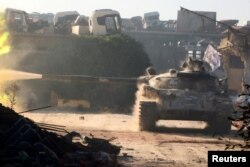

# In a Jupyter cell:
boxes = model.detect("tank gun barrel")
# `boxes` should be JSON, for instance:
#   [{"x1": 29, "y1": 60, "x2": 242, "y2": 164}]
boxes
[{"x1": 42, "y1": 74, "x2": 145, "y2": 84}]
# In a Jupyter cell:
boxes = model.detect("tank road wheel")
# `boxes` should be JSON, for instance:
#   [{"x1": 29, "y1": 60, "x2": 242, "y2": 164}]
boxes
[
  {"x1": 139, "y1": 101, "x2": 158, "y2": 131},
  {"x1": 206, "y1": 115, "x2": 231, "y2": 134}
]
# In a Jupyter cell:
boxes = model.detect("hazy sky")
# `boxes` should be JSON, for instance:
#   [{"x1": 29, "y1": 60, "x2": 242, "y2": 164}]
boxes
[{"x1": 0, "y1": 0, "x2": 249, "y2": 23}]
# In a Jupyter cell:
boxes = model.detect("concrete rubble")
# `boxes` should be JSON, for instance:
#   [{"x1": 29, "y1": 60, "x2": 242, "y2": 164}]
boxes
[
  {"x1": 0, "y1": 104, "x2": 121, "y2": 167},
  {"x1": 227, "y1": 84, "x2": 250, "y2": 150}
]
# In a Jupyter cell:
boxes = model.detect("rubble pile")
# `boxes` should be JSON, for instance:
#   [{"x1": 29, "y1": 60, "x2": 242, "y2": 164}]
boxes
[
  {"x1": 0, "y1": 104, "x2": 121, "y2": 167},
  {"x1": 227, "y1": 84, "x2": 250, "y2": 150}
]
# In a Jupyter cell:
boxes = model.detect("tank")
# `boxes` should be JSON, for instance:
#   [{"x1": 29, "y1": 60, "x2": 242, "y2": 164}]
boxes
[
  {"x1": 138, "y1": 58, "x2": 232, "y2": 133},
  {"x1": 42, "y1": 58, "x2": 233, "y2": 134}
]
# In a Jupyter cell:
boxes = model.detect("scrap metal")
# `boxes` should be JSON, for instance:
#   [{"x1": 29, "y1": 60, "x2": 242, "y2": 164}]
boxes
[{"x1": 0, "y1": 103, "x2": 121, "y2": 167}]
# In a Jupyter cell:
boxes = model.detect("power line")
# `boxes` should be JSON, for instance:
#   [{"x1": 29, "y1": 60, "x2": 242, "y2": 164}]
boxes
[{"x1": 180, "y1": 7, "x2": 248, "y2": 36}]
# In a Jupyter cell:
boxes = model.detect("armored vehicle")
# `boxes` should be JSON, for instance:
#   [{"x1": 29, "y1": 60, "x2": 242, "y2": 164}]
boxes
[{"x1": 138, "y1": 59, "x2": 232, "y2": 133}]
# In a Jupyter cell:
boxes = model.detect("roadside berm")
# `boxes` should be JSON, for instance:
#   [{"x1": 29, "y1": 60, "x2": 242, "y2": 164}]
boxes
[{"x1": 0, "y1": 103, "x2": 121, "y2": 167}]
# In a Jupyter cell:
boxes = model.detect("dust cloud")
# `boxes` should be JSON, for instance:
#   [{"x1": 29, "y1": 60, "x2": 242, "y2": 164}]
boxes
[
  {"x1": 0, "y1": 69, "x2": 42, "y2": 111},
  {"x1": 0, "y1": 69, "x2": 42, "y2": 83},
  {"x1": 131, "y1": 83, "x2": 158, "y2": 132}
]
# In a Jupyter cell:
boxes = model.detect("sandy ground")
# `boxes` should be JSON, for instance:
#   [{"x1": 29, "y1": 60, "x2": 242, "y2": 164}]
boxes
[{"x1": 23, "y1": 109, "x2": 240, "y2": 167}]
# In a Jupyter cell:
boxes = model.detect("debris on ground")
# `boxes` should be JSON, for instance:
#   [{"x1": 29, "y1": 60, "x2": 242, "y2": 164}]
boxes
[
  {"x1": 0, "y1": 103, "x2": 121, "y2": 167},
  {"x1": 226, "y1": 84, "x2": 250, "y2": 150}
]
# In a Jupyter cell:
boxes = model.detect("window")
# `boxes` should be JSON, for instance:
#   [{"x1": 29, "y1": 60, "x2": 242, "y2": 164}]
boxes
[
  {"x1": 8, "y1": 12, "x2": 23, "y2": 32},
  {"x1": 97, "y1": 14, "x2": 121, "y2": 33},
  {"x1": 114, "y1": 16, "x2": 120, "y2": 30},
  {"x1": 105, "y1": 17, "x2": 116, "y2": 32},
  {"x1": 97, "y1": 16, "x2": 106, "y2": 25}
]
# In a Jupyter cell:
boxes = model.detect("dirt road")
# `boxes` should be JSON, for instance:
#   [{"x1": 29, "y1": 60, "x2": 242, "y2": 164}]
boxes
[{"x1": 23, "y1": 110, "x2": 239, "y2": 167}]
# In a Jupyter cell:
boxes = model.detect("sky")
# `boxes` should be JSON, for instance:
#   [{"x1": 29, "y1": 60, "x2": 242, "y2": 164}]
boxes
[{"x1": 0, "y1": 0, "x2": 249, "y2": 24}]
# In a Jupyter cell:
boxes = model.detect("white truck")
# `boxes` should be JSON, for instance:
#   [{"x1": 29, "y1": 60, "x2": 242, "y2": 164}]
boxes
[
  {"x1": 89, "y1": 9, "x2": 122, "y2": 35},
  {"x1": 142, "y1": 11, "x2": 162, "y2": 30},
  {"x1": 3, "y1": 8, "x2": 30, "y2": 33},
  {"x1": 53, "y1": 11, "x2": 79, "y2": 34},
  {"x1": 72, "y1": 15, "x2": 90, "y2": 35},
  {"x1": 55, "y1": 9, "x2": 122, "y2": 36},
  {"x1": 3, "y1": 8, "x2": 53, "y2": 34}
]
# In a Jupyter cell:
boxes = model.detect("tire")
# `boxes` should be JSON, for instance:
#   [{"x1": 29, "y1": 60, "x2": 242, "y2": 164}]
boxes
[
  {"x1": 139, "y1": 101, "x2": 158, "y2": 131},
  {"x1": 206, "y1": 115, "x2": 231, "y2": 134}
]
